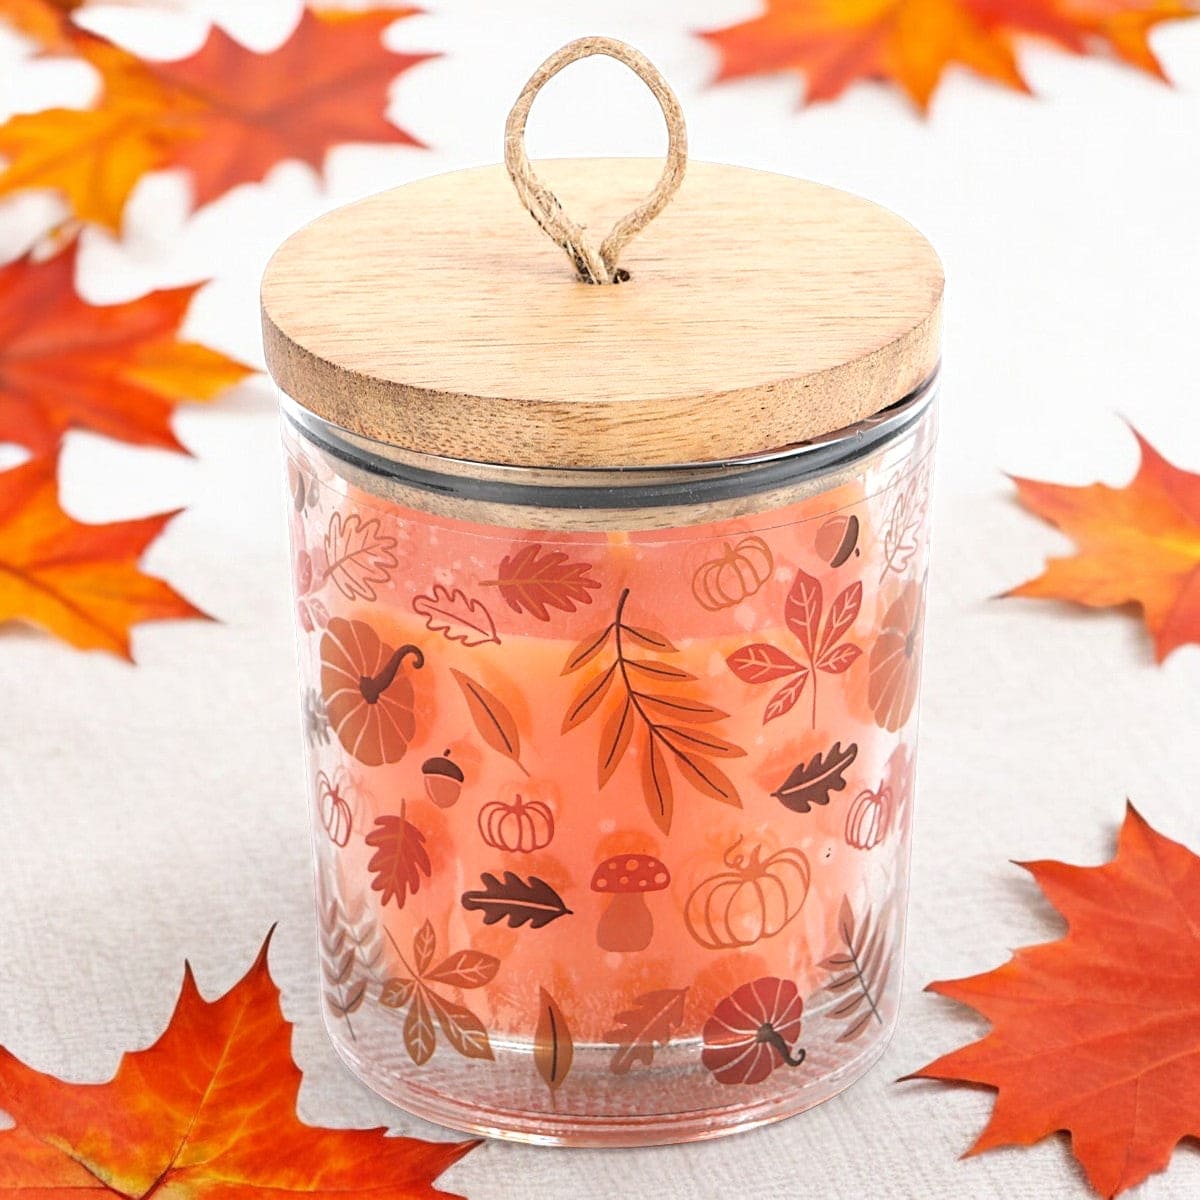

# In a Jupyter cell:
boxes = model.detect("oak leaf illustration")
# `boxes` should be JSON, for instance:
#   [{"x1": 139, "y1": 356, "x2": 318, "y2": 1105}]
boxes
[
  {"x1": 481, "y1": 542, "x2": 601, "y2": 621},
  {"x1": 0, "y1": 10, "x2": 435, "y2": 228},
  {"x1": 699, "y1": 0, "x2": 1198, "y2": 113},
  {"x1": 413, "y1": 584, "x2": 499, "y2": 646},
  {"x1": 907, "y1": 805, "x2": 1200, "y2": 1198},
  {"x1": 324, "y1": 512, "x2": 398, "y2": 602},
  {"x1": 0, "y1": 932, "x2": 476, "y2": 1198},
  {"x1": 365, "y1": 813, "x2": 431, "y2": 909},
  {"x1": 772, "y1": 741, "x2": 858, "y2": 813},
  {"x1": 460, "y1": 872, "x2": 572, "y2": 930},
  {"x1": 1005, "y1": 425, "x2": 1200, "y2": 662},
  {"x1": 0, "y1": 245, "x2": 251, "y2": 456},
  {"x1": 604, "y1": 988, "x2": 689, "y2": 1075},
  {"x1": 0, "y1": 455, "x2": 208, "y2": 659}
]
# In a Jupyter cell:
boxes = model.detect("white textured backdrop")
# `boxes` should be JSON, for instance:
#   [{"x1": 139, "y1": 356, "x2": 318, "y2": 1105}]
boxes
[{"x1": 1, "y1": 2, "x2": 1199, "y2": 1196}]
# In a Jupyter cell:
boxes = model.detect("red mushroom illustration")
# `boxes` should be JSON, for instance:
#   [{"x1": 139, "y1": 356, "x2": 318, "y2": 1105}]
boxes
[{"x1": 591, "y1": 854, "x2": 670, "y2": 952}]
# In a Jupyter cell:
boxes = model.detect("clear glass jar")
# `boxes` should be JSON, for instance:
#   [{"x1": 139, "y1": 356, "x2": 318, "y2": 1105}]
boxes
[{"x1": 280, "y1": 374, "x2": 936, "y2": 1147}]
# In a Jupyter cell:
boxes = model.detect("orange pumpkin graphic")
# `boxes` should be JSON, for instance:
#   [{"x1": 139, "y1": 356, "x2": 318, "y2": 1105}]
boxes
[
  {"x1": 867, "y1": 582, "x2": 924, "y2": 732},
  {"x1": 691, "y1": 536, "x2": 773, "y2": 611},
  {"x1": 320, "y1": 617, "x2": 424, "y2": 766}
]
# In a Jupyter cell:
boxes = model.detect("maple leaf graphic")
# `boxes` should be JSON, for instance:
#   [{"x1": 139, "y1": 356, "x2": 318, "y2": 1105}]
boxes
[
  {"x1": 0, "y1": 932, "x2": 476, "y2": 1198},
  {"x1": 906, "y1": 805, "x2": 1200, "y2": 1198},
  {"x1": 1005, "y1": 423, "x2": 1200, "y2": 662}
]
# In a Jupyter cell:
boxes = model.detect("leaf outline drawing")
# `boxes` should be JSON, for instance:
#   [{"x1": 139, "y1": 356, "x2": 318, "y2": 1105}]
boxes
[
  {"x1": 323, "y1": 511, "x2": 398, "y2": 601},
  {"x1": 412, "y1": 584, "x2": 500, "y2": 647},
  {"x1": 880, "y1": 468, "x2": 927, "y2": 582}
]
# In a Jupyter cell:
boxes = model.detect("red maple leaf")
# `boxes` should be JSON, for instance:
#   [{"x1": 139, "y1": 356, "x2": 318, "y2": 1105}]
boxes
[
  {"x1": 1005, "y1": 424, "x2": 1200, "y2": 662},
  {"x1": 0, "y1": 454, "x2": 208, "y2": 659},
  {"x1": 0, "y1": 9, "x2": 436, "y2": 227},
  {"x1": 907, "y1": 805, "x2": 1200, "y2": 1197},
  {"x1": 0, "y1": 244, "x2": 251, "y2": 455},
  {"x1": 0, "y1": 932, "x2": 476, "y2": 1197}
]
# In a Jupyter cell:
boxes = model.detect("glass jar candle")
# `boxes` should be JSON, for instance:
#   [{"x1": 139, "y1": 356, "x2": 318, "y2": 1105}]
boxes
[{"x1": 262, "y1": 38, "x2": 943, "y2": 1149}]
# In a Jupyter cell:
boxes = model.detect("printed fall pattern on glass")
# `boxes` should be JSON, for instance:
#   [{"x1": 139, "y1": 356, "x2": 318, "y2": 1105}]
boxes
[{"x1": 285, "y1": 418, "x2": 933, "y2": 1109}]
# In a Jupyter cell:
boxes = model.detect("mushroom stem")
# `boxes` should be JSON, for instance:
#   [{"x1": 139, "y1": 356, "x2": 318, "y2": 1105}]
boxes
[
  {"x1": 360, "y1": 644, "x2": 424, "y2": 704},
  {"x1": 597, "y1": 892, "x2": 652, "y2": 953},
  {"x1": 756, "y1": 1023, "x2": 806, "y2": 1068}
]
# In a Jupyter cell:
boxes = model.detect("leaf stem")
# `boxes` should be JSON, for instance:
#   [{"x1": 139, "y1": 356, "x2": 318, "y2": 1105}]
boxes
[{"x1": 840, "y1": 917, "x2": 884, "y2": 1026}]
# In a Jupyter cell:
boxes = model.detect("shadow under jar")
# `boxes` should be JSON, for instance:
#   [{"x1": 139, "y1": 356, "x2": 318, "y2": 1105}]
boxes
[{"x1": 261, "y1": 54, "x2": 943, "y2": 1145}]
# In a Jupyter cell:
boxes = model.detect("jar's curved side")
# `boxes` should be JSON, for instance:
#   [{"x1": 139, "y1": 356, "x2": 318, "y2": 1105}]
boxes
[{"x1": 281, "y1": 390, "x2": 935, "y2": 1144}]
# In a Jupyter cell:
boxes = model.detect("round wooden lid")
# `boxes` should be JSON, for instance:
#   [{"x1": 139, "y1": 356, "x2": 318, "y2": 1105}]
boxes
[{"x1": 261, "y1": 157, "x2": 943, "y2": 468}]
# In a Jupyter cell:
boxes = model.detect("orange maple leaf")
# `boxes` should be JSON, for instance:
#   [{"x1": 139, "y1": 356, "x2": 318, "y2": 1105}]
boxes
[
  {"x1": 0, "y1": 244, "x2": 251, "y2": 455},
  {"x1": 0, "y1": 932, "x2": 476, "y2": 1198},
  {"x1": 699, "y1": 0, "x2": 1198, "y2": 111},
  {"x1": 0, "y1": 9, "x2": 435, "y2": 228},
  {"x1": 0, "y1": 0, "x2": 83, "y2": 48},
  {"x1": 907, "y1": 805, "x2": 1200, "y2": 1197},
  {"x1": 0, "y1": 455, "x2": 208, "y2": 659},
  {"x1": 1005, "y1": 424, "x2": 1200, "y2": 662}
]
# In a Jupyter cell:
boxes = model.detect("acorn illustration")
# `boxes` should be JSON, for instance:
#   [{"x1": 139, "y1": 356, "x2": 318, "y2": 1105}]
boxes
[
  {"x1": 815, "y1": 514, "x2": 859, "y2": 567},
  {"x1": 422, "y1": 751, "x2": 465, "y2": 808}
]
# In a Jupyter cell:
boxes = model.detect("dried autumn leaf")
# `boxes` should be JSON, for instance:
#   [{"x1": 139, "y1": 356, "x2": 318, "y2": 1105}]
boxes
[
  {"x1": 0, "y1": 245, "x2": 251, "y2": 456},
  {"x1": 0, "y1": 455, "x2": 207, "y2": 659},
  {"x1": 0, "y1": 0, "x2": 82, "y2": 48},
  {"x1": 0, "y1": 933, "x2": 475, "y2": 1198},
  {"x1": 0, "y1": 10, "x2": 435, "y2": 228},
  {"x1": 700, "y1": 0, "x2": 1199, "y2": 111},
  {"x1": 907, "y1": 805, "x2": 1200, "y2": 1198},
  {"x1": 1005, "y1": 425, "x2": 1200, "y2": 662}
]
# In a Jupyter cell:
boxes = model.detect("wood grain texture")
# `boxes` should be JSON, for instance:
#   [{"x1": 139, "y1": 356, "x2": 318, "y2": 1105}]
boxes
[{"x1": 262, "y1": 159, "x2": 943, "y2": 468}]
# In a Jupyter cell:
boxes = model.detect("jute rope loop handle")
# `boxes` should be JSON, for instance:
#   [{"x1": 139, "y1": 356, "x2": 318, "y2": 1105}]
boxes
[{"x1": 504, "y1": 37, "x2": 688, "y2": 285}]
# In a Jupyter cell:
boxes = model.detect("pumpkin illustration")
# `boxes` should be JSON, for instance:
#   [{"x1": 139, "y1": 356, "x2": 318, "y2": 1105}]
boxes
[
  {"x1": 845, "y1": 786, "x2": 891, "y2": 850},
  {"x1": 868, "y1": 582, "x2": 924, "y2": 732},
  {"x1": 702, "y1": 977, "x2": 806, "y2": 1085},
  {"x1": 684, "y1": 838, "x2": 810, "y2": 950},
  {"x1": 691, "y1": 536, "x2": 773, "y2": 611},
  {"x1": 478, "y1": 793, "x2": 555, "y2": 853},
  {"x1": 316, "y1": 769, "x2": 352, "y2": 847},
  {"x1": 320, "y1": 617, "x2": 424, "y2": 766}
]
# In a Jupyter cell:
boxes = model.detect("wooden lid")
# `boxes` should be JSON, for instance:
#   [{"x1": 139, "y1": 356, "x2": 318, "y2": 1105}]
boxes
[{"x1": 261, "y1": 45, "x2": 942, "y2": 469}]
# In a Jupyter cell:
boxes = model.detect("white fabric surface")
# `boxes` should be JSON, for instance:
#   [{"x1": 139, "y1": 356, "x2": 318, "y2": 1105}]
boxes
[{"x1": 2, "y1": 2, "x2": 1199, "y2": 1197}]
